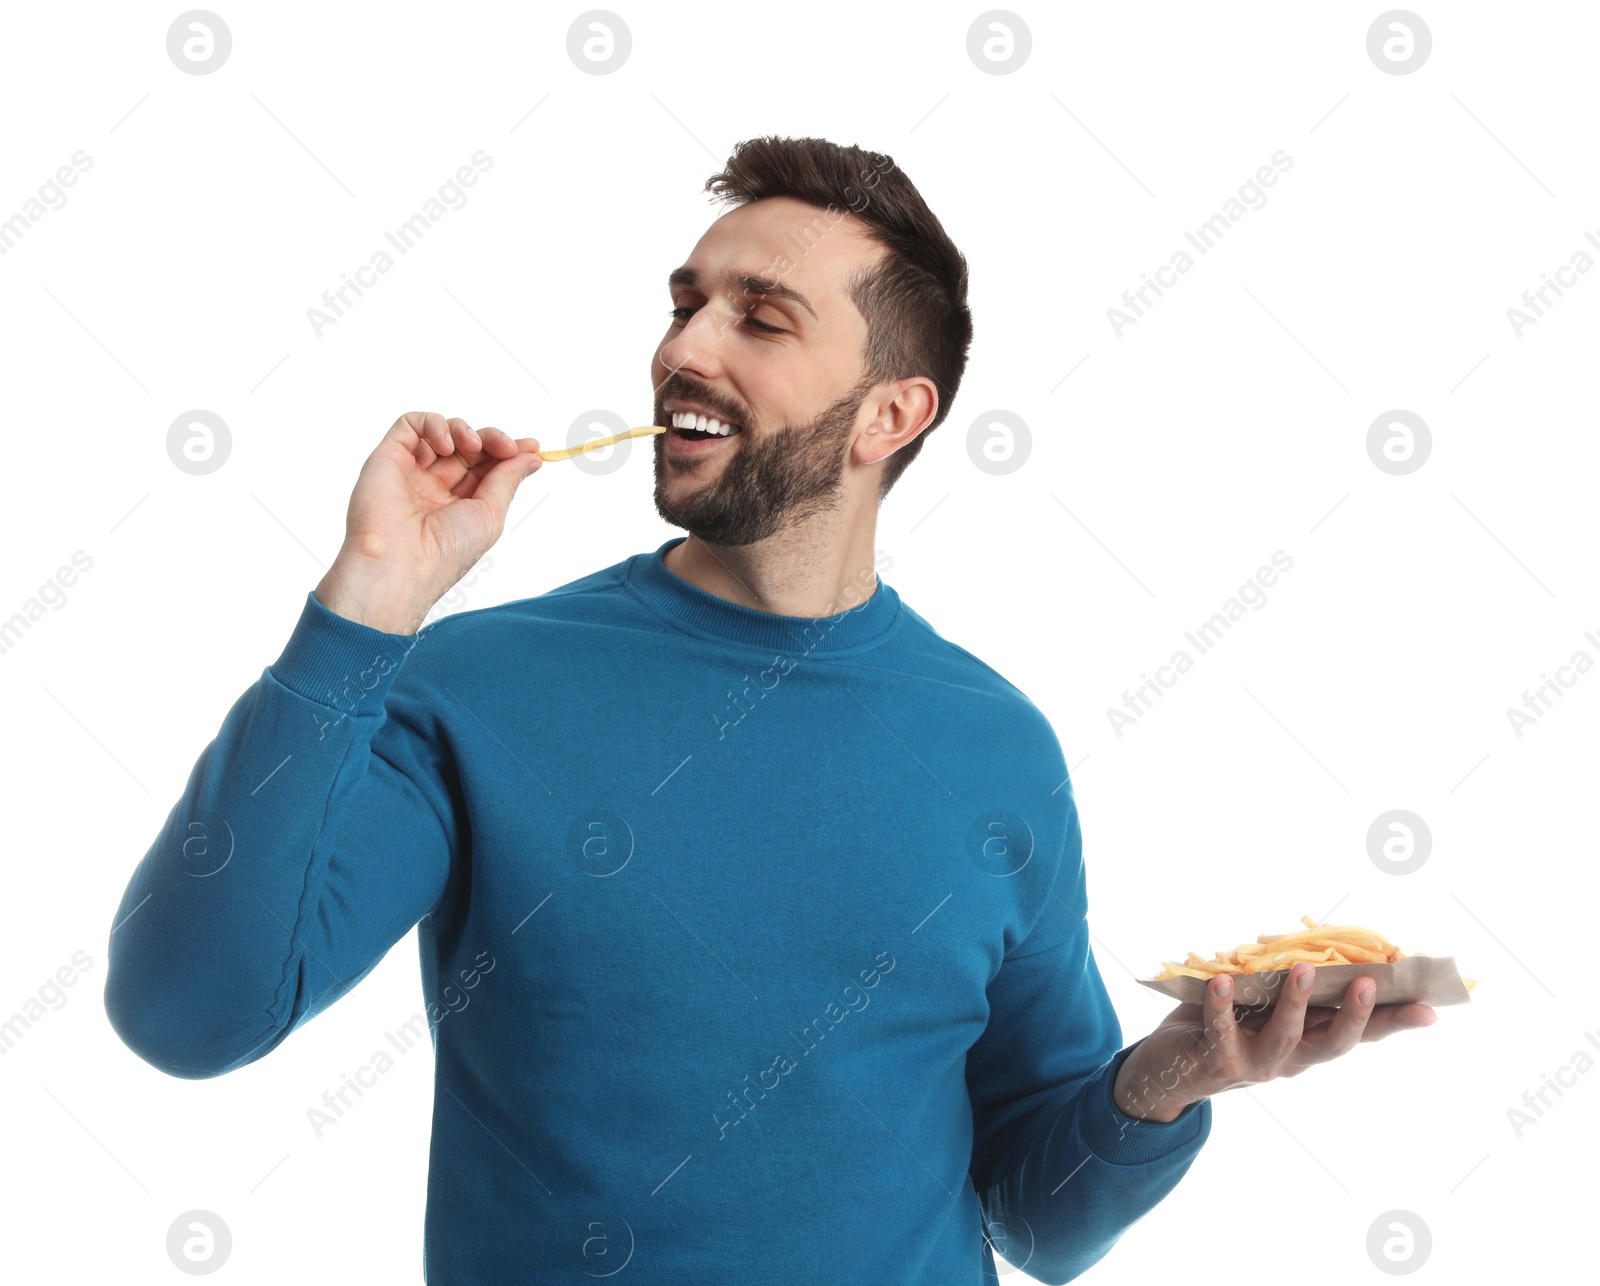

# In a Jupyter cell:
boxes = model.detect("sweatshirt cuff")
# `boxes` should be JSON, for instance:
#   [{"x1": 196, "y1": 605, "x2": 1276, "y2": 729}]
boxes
[
  {"x1": 1077, "y1": 1044, "x2": 1211, "y2": 1165},
  {"x1": 269, "y1": 589, "x2": 420, "y2": 714}
]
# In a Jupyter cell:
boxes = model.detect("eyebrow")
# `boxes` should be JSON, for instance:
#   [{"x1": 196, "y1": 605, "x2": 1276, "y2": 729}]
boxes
[{"x1": 667, "y1": 265, "x2": 818, "y2": 322}]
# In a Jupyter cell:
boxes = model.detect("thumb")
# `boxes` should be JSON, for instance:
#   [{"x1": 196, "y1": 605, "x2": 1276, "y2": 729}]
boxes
[{"x1": 472, "y1": 448, "x2": 542, "y2": 525}]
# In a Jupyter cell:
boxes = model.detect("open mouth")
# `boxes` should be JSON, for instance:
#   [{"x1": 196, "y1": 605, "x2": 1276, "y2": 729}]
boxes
[{"x1": 667, "y1": 410, "x2": 743, "y2": 450}]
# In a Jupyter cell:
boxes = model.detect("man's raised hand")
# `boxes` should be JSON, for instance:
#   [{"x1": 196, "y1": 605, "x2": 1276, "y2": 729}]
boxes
[{"x1": 314, "y1": 412, "x2": 543, "y2": 635}]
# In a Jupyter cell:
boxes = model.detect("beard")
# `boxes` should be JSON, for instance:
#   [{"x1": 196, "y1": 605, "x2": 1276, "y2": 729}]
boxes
[{"x1": 652, "y1": 375, "x2": 873, "y2": 547}]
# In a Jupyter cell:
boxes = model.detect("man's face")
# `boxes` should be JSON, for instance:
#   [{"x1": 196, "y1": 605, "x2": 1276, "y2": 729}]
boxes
[{"x1": 649, "y1": 196, "x2": 882, "y2": 547}]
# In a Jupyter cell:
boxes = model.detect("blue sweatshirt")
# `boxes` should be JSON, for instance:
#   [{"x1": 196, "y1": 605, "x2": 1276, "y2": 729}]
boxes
[{"x1": 104, "y1": 536, "x2": 1210, "y2": 1284}]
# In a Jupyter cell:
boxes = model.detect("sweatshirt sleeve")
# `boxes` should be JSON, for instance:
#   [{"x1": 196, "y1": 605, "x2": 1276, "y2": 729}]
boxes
[
  {"x1": 964, "y1": 788, "x2": 1211, "y2": 1285},
  {"x1": 103, "y1": 590, "x2": 461, "y2": 1079}
]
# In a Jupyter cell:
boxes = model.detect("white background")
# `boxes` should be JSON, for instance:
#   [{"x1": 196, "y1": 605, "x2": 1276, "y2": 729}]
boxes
[{"x1": 1, "y1": 1, "x2": 1592, "y2": 1281}]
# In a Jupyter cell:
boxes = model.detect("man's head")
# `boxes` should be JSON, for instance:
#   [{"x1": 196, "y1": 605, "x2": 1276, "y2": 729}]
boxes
[{"x1": 651, "y1": 136, "x2": 972, "y2": 547}]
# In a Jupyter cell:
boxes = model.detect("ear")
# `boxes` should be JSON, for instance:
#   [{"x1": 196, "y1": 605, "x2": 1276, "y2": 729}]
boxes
[{"x1": 854, "y1": 377, "x2": 939, "y2": 468}]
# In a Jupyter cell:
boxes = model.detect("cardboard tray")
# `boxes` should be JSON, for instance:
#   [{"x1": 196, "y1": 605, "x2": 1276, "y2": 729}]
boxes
[{"x1": 1137, "y1": 955, "x2": 1473, "y2": 1018}]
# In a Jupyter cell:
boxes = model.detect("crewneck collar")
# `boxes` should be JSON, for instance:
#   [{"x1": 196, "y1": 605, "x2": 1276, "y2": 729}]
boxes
[{"x1": 626, "y1": 537, "x2": 901, "y2": 655}]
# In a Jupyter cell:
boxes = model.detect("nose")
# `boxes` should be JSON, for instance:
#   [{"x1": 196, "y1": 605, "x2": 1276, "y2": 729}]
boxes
[{"x1": 655, "y1": 302, "x2": 731, "y2": 389}]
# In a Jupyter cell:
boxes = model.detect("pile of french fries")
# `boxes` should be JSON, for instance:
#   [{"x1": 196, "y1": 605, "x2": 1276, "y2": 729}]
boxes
[{"x1": 1154, "y1": 913, "x2": 1477, "y2": 990}]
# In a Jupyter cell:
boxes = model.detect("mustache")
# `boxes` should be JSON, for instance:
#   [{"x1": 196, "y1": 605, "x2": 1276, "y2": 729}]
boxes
[{"x1": 657, "y1": 378, "x2": 749, "y2": 427}]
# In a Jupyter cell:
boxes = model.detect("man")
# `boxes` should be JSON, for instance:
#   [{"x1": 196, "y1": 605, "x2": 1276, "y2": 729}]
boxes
[{"x1": 105, "y1": 136, "x2": 1436, "y2": 1284}]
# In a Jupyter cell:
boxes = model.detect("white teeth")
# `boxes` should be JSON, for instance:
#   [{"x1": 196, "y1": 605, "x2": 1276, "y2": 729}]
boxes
[{"x1": 671, "y1": 411, "x2": 737, "y2": 436}]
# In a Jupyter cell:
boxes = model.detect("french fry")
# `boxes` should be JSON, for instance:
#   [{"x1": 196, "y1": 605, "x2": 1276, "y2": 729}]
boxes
[
  {"x1": 537, "y1": 425, "x2": 666, "y2": 462},
  {"x1": 1150, "y1": 914, "x2": 1472, "y2": 993}
]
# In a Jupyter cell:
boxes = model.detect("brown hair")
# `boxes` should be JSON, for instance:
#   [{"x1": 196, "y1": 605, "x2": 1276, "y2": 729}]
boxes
[{"x1": 703, "y1": 136, "x2": 973, "y2": 500}]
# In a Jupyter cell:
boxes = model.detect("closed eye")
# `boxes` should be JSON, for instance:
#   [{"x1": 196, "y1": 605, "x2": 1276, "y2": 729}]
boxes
[{"x1": 668, "y1": 306, "x2": 783, "y2": 334}]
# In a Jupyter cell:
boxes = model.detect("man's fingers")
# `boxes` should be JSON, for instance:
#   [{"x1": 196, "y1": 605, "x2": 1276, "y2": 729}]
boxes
[
  {"x1": 404, "y1": 413, "x2": 478, "y2": 459},
  {"x1": 1358, "y1": 1001, "x2": 1438, "y2": 1042},
  {"x1": 476, "y1": 427, "x2": 518, "y2": 458},
  {"x1": 1301, "y1": 1004, "x2": 1341, "y2": 1026},
  {"x1": 1203, "y1": 973, "x2": 1243, "y2": 1074},
  {"x1": 393, "y1": 411, "x2": 450, "y2": 459},
  {"x1": 440, "y1": 427, "x2": 544, "y2": 499},
  {"x1": 1260, "y1": 962, "x2": 1316, "y2": 1064},
  {"x1": 1301, "y1": 977, "x2": 1377, "y2": 1061},
  {"x1": 481, "y1": 429, "x2": 543, "y2": 469},
  {"x1": 386, "y1": 414, "x2": 541, "y2": 483},
  {"x1": 468, "y1": 437, "x2": 543, "y2": 520},
  {"x1": 390, "y1": 411, "x2": 474, "y2": 467}
]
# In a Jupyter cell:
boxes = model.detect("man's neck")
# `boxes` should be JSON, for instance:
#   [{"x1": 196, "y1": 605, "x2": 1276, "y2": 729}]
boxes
[{"x1": 661, "y1": 526, "x2": 880, "y2": 620}]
